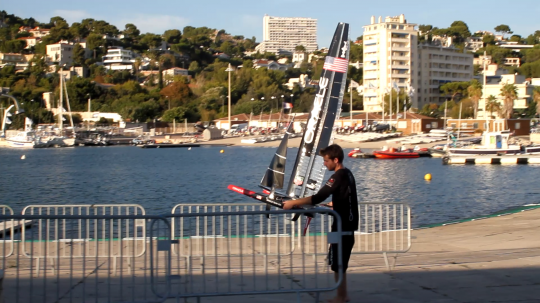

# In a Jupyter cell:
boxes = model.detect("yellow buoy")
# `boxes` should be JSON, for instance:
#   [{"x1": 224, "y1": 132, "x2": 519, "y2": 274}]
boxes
[
  {"x1": 220, "y1": 150, "x2": 224, "y2": 153},
  {"x1": 424, "y1": 173, "x2": 432, "y2": 181}
]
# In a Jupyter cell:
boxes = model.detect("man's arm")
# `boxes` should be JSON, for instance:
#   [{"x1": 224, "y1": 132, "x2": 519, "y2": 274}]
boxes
[{"x1": 282, "y1": 196, "x2": 312, "y2": 210}]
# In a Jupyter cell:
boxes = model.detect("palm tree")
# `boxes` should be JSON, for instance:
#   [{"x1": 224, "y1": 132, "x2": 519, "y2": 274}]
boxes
[
  {"x1": 499, "y1": 83, "x2": 518, "y2": 119},
  {"x1": 133, "y1": 57, "x2": 143, "y2": 82},
  {"x1": 533, "y1": 86, "x2": 540, "y2": 118},
  {"x1": 467, "y1": 80, "x2": 482, "y2": 118},
  {"x1": 486, "y1": 95, "x2": 501, "y2": 119}
]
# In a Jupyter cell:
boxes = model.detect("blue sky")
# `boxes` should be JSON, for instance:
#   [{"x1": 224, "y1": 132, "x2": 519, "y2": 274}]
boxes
[{"x1": 4, "y1": 0, "x2": 540, "y2": 47}]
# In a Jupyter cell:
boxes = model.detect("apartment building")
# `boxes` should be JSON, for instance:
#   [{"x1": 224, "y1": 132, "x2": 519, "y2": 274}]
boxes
[
  {"x1": 477, "y1": 67, "x2": 534, "y2": 119},
  {"x1": 255, "y1": 15, "x2": 317, "y2": 55},
  {"x1": 362, "y1": 14, "x2": 418, "y2": 112},
  {"x1": 46, "y1": 43, "x2": 74, "y2": 67},
  {"x1": 102, "y1": 47, "x2": 135, "y2": 71},
  {"x1": 417, "y1": 44, "x2": 474, "y2": 104}
]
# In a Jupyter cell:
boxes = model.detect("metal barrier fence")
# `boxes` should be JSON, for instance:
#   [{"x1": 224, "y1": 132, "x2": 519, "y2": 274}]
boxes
[
  {"x1": 20, "y1": 204, "x2": 147, "y2": 270},
  {"x1": 171, "y1": 204, "x2": 297, "y2": 260},
  {"x1": 166, "y1": 208, "x2": 343, "y2": 302},
  {"x1": 0, "y1": 209, "x2": 343, "y2": 303},
  {"x1": 0, "y1": 205, "x2": 14, "y2": 262},
  {"x1": 298, "y1": 203, "x2": 411, "y2": 270},
  {"x1": 0, "y1": 214, "x2": 171, "y2": 303}
]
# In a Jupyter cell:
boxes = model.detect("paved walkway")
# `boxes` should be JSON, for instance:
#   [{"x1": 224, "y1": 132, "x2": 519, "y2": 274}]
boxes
[
  {"x1": 199, "y1": 208, "x2": 540, "y2": 303},
  {"x1": 2, "y1": 208, "x2": 539, "y2": 302}
]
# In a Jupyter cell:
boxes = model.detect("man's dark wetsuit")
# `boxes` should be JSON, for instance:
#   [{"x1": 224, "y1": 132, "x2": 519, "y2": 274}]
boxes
[{"x1": 311, "y1": 168, "x2": 359, "y2": 272}]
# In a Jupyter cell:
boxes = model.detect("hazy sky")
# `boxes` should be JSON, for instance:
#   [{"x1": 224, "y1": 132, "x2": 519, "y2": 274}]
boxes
[{"x1": 4, "y1": 0, "x2": 540, "y2": 47}]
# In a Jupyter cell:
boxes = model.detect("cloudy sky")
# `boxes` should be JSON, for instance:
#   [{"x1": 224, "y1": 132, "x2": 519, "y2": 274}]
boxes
[{"x1": 4, "y1": 0, "x2": 539, "y2": 46}]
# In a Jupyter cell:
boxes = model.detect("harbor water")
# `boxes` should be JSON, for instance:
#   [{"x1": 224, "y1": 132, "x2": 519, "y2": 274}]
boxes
[{"x1": 1, "y1": 145, "x2": 539, "y2": 228}]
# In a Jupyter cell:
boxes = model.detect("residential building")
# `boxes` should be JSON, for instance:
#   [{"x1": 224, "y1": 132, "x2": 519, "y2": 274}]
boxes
[
  {"x1": 46, "y1": 42, "x2": 74, "y2": 67},
  {"x1": 503, "y1": 57, "x2": 520, "y2": 67},
  {"x1": 255, "y1": 15, "x2": 317, "y2": 55},
  {"x1": 496, "y1": 41, "x2": 534, "y2": 51},
  {"x1": 473, "y1": 55, "x2": 492, "y2": 67},
  {"x1": 163, "y1": 67, "x2": 189, "y2": 84},
  {"x1": 28, "y1": 27, "x2": 50, "y2": 38},
  {"x1": 17, "y1": 36, "x2": 40, "y2": 49},
  {"x1": 477, "y1": 66, "x2": 535, "y2": 119},
  {"x1": 417, "y1": 44, "x2": 474, "y2": 104},
  {"x1": 102, "y1": 46, "x2": 135, "y2": 71},
  {"x1": 362, "y1": 14, "x2": 418, "y2": 112},
  {"x1": 252, "y1": 59, "x2": 289, "y2": 71},
  {"x1": 0, "y1": 53, "x2": 25, "y2": 68},
  {"x1": 465, "y1": 36, "x2": 484, "y2": 52},
  {"x1": 292, "y1": 51, "x2": 306, "y2": 64},
  {"x1": 163, "y1": 67, "x2": 189, "y2": 77},
  {"x1": 285, "y1": 74, "x2": 315, "y2": 90}
]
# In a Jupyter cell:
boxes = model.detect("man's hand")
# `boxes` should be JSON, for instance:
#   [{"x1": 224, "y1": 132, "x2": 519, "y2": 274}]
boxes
[
  {"x1": 282, "y1": 196, "x2": 312, "y2": 210},
  {"x1": 282, "y1": 200, "x2": 297, "y2": 210}
]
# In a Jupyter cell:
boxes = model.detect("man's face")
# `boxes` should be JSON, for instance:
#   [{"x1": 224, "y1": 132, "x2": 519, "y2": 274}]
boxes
[{"x1": 323, "y1": 155, "x2": 338, "y2": 171}]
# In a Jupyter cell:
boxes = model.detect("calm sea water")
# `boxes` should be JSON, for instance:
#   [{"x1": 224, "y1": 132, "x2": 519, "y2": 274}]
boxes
[{"x1": 1, "y1": 145, "x2": 539, "y2": 227}]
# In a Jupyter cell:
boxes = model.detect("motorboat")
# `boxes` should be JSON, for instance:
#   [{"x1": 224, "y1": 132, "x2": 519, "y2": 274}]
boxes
[
  {"x1": 373, "y1": 147, "x2": 419, "y2": 159},
  {"x1": 446, "y1": 131, "x2": 521, "y2": 156}
]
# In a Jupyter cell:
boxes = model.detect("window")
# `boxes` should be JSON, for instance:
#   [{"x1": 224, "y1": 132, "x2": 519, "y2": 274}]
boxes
[
  {"x1": 451, "y1": 123, "x2": 456, "y2": 128},
  {"x1": 515, "y1": 123, "x2": 520, "y2": 129},
  {"x1": 473, "y1": 122, "x2": 479, "y2": 129}
]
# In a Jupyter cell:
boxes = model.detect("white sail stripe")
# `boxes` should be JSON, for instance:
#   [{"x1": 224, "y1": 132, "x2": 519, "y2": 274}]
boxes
[{"x1": 267, "y1": 168, "x2": 285, "y2": 174}]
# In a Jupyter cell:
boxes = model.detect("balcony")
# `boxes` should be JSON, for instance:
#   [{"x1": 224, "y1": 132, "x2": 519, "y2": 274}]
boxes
[{"x1": 390, "y1": 37, "x2": 409, "y2": 43}]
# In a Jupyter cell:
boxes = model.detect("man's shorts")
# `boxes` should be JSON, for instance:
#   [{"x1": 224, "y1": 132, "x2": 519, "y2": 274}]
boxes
[{"x1": 327, "y1": 235, "x2": 355, "y2": 272}]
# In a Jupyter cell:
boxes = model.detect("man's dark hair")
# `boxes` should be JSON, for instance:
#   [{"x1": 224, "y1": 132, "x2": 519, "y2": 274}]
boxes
[{"x1": 320, "y1": 144, "x2": 344, "y2": 163}]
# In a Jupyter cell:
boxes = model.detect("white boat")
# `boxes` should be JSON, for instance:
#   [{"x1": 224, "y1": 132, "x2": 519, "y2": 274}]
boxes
[
  {"x1": 447, "y1": 131, "x2": 521, "y2": 156},
  {"x1": 6, "y1": 131, "x2": 42, "y2": 148}
]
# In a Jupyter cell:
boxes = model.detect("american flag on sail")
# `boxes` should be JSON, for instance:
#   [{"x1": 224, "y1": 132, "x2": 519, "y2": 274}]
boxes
[{"x1": 323, "y1": 56, "x2": 348, "y2": 73}]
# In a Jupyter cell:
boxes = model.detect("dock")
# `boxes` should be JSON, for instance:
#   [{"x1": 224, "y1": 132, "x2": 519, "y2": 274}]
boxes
[
  {"x1": 139, "y1": 143, "x2": 200, "y2": 148},
  {"x1": 0, "y1": 219, "x2": 32, "y2": 237},
  {"x1": 443, "y1": 154, "x2": 540, "y2": 165}
]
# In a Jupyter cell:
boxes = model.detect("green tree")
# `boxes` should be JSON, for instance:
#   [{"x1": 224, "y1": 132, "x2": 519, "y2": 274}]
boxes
[
  {"x1": 69, "y1": 22, "x2": 89, "y2": 41},
  {"x1": 494, "y1": 24, "x2": 512, "y2": 39},
  {"x1": 161, "y1": 106, "x2": 189, "y2": 122},
  {"x1": 163, "y1": 29, "x2": 182, "y2": 44},
  {"x1": 72, "y1": 43, "x2": 86, "y2": 66},
  {"x1": 533, "y1": 87, "x2": 540, "y2": 117},
  {"x1": 440, "y1": 81, "x2": 470, "y2": 102},
  {"x1": 500, "y1": 83, "x2": 518, "y2": 119},
  {"x1": 486, "y1": 95, "x2": 501, "y2": 118},
  {"x1": 509, "y1": 35, "x2": 522, "y2": 43},
  {"x1": 483, "y1": 34, "x2": 496, "y2": 46},
  {"x1": 467, "y1": 80, "x2": 482, "y2": 118}
]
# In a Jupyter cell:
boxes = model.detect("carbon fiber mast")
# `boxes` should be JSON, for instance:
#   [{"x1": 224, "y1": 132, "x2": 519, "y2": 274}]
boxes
[{"x1": 286, "y1": 23, "x2": 350, "y2": 199}]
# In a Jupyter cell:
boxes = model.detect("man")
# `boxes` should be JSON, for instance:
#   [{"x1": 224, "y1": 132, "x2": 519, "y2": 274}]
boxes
[{"x1": 283, "y1": 144, "x2": 359, "y2": 303}]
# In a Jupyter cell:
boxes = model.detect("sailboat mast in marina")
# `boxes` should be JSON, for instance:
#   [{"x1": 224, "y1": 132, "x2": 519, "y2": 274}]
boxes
[{"x1": 228, "y1": 22, "x2": 350, "y2": 209}]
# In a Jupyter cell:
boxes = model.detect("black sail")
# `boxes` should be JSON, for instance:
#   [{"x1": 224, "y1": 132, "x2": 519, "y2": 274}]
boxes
[
  {"x1": 286, "y1": 23, "x2": 350, "y2": 198},
  {"x1": 259, "y1": 121, "x2": 294, "y2": 190}
]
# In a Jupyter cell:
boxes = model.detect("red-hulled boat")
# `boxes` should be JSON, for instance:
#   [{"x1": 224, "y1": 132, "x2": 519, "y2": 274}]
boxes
[{"x1": 373, "y1": 148, "x2": 419, "y2": 159}]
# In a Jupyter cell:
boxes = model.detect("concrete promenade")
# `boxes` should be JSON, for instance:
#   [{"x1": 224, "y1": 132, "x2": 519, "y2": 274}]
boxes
[
  {"x1": 204, "y1": 208, "x2": 540, "y2": 303},
  {"x1": 1, "y1": 208, "x2": 538, "y2": 302}
]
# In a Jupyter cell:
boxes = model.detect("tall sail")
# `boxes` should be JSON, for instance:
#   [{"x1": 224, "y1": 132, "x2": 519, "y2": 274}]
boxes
[
  {"x1": 286, "y1": 23, "x2": 350, "y2": 199},
  {"x1": 260, "y1": 120, "x2": 294, "y2": 190}
]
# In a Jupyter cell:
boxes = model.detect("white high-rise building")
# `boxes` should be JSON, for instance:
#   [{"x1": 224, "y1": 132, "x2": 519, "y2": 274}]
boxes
[
  {"x1": 255, "y1": 15, "x2": 317, "y2": 55},
  {"x1": 363, "y1": 14, "x2": 418, "y2": 112}
]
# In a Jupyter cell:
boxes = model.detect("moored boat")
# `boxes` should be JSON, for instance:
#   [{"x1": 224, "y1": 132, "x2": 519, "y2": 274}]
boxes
[{"x1": 373, "y1": 147, "x2": 419, "y2": 159}]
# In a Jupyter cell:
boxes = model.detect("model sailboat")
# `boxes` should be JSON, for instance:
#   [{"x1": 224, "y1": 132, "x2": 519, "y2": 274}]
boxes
[{"x1": 229, "y1": 22, "x2": 350, "y2": 213}]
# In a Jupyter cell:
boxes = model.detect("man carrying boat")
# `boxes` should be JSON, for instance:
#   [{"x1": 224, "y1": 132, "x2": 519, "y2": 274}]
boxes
[{"x1": 283, "y1": 144, "x2": 359, "y2": 303}]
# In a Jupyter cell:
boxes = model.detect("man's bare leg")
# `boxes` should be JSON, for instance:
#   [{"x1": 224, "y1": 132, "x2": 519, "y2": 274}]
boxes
[{"x1": 328, "y1": 271, "x2": 349, "y2": 303}]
